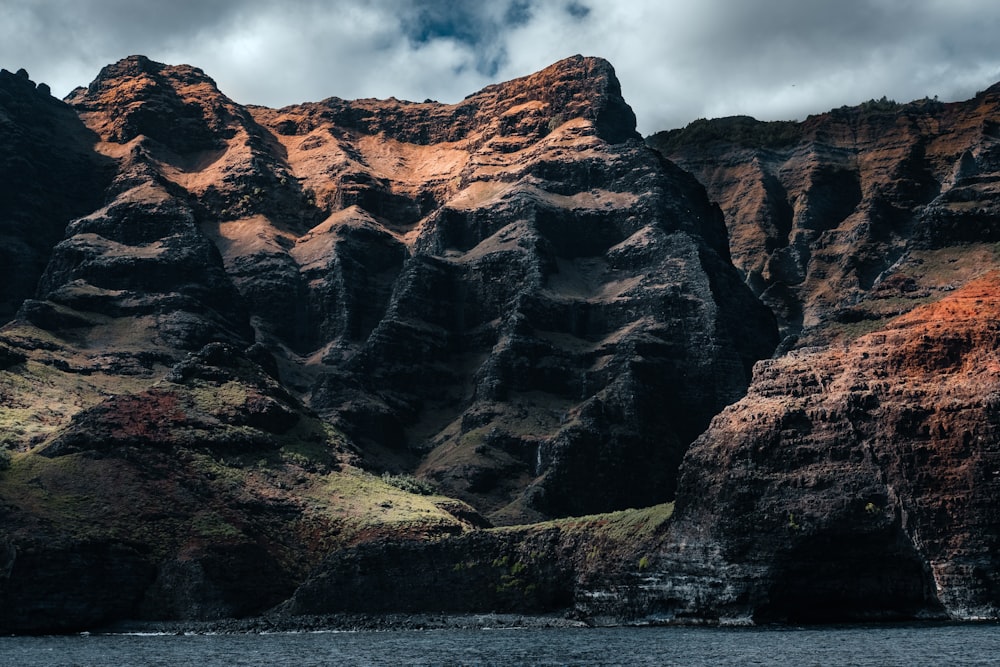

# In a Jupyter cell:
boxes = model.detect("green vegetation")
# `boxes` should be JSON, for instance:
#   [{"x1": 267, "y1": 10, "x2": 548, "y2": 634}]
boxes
[
  {"x1": 277, "y1": 417, "x2": 343, "y2": 468},
  {"x1": 0, "y1": 352, "x2": 151, "y2": 448},
  {"x1": 648, "y1": 116, "x2": 803, "y2": 153},
  {"x1": 188, "y1": 379, "x2": 249, "y2": 414},
  {"x1": 309, "y1": 466, "x2": 469, "y2": 537},
  {"x1": 0, "y1": 453, "x2": 129, "y2": 542},
  {"x1": 380, "y1": 472, "x2": 437, "y2": 496},
  {"x1": 500, "y1": 501, "x2": 675, "y2": 542},
  {"x1": 485, "y1": 552, "x2": 537, "y2": 598},
  {"x1": 191, "y1": 511, "x2": 244, "y2": 539},
  {"x1": 855, "y1": 96, "x2": 900, "y2": 113},
  {"x1": 0, "y1": 445, "x2": 11, "y2": 471}
]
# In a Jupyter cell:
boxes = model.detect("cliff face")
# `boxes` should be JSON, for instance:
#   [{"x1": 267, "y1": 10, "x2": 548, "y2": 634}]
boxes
[
  {"x1": 642, "y1": 88, "x2": 1000, "y2": 623},
  {"x1": 237, "y1": 55, "x2": 774, "y2": 521},
  {"x1": 0, "y1": 68, "x2": 113, "y2": 325},
  {"x1": 647, "y1": 274, "x2": 1000, "y2": 623},
  {"x1": 0, "y1": 55, "x2": 774, "y2": 631},
  {"x1": 651, "y1": 87, "x2": 1000, "y2": 339},
  {"x1": 6, "y1": 50, "x2": 997, "y2": 631}
]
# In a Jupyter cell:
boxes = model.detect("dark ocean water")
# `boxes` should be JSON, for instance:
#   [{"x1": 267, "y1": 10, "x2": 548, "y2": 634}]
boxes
[{"x1": 2, "y1": 623, "x2": 998, "y2": 666}]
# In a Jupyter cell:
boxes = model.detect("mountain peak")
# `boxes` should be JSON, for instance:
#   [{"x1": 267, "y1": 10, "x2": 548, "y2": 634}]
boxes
[
  {"x1": 86, "y1": 54, "x2": 218, "y2": 92},
  {"x1": 66, "y1": 54, "x2": 237, "y2": 153},
  {"x1": 484, "y1": 54, "x2": 638, "y2": 143}
]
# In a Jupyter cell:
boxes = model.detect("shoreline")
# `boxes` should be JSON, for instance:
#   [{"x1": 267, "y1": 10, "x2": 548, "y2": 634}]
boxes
[
  {"x1": 96, "y1": 612, "x2": 593, "y2": 635},
  {"x1": 87, "y1": 613, "x2": 993, "y2": 637}
]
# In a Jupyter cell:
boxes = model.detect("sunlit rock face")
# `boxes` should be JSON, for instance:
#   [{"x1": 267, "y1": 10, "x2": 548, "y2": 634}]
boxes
[{"x1": 4, "y1": 50, "x2": 1000, "y2": 631}]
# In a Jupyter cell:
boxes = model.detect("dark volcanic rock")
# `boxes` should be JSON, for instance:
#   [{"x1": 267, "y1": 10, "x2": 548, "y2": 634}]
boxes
[
  {"x1": 38, "y1": 343, "x2": 302, "y2": 458},
  {"x1": 637, "y1": 83, "x2": 1000, "y2": 624},
  {"x1": 0, "y1": 68, "x2": 113, "y2": 326},
  {"x1": 279, "y1": 503, "x2": 674, "y2": 621},
  {"x1": 283, "y1": 533, "x2": 577, "y2": 615},
  {"x1": 243, "y1": 55, "x2": 776, "y2": 521},
  {"x1": 138, "y1": 542, "x2": 292, "y2": 621},
  {"x1": 645, "y1": 274, "x2": 1000, "y2": 623},
  {"x1": 0, "y1": 53, "x2": 778, "y2": 631},
  {"x1": 0, "y1": 538, "x2": 154, "y2": 634},
  {"x1": 67, "y1": 55, "x2": 234, "y2": 154}
]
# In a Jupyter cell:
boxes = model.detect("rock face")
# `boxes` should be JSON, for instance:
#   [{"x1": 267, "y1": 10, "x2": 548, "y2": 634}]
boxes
[
  {"x1": 0, "y1": 55, "x2": 773, "y2": 632},
  {"x1": 0, "y1": 68, "x2": 113, "y2": 325},
  {"x1": 651, "y1": 87, "x2": 1000, "y2": 339},
  {"x1": 648, "y1": 274, "x2": 1000, "y2": 622},
  {"x1": 279, "y1": 503, "x2": 674, "y2": 622},
  {"x1": 238, "y1": 55, "x2": 775, "y2": 521},
  {"x1": 6, "y1": 50, "x2": 998, "y2": 631},
  {"x1": 641, "y1": 89, "x2": 1000, "y2": 623}
]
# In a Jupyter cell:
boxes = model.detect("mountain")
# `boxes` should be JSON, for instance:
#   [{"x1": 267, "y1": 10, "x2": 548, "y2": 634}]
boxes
[
  {"x1": 3, "y1": 51, "x2": 1000, "y2": 631},
  {"x1": 645, "y1": 86, "x2": 1000, "y2": 622},
  {"x1": 0, "y1": 56, "x2": 774, "y2": 632}
]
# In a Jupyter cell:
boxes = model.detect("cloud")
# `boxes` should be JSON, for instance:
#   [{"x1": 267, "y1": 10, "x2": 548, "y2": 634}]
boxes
[{"x1": 3, "y1": 0, "x2": 1000, "y2": 134}]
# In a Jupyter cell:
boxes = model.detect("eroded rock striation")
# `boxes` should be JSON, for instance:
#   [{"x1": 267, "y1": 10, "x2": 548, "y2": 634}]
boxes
[
  {"x1": 646, "y1": 275, "x2": 1000, "y2": 623},
  {"x1": 651, "y1": 87, "x2": 1000, "y2": 339},
  {"x1": 238, "y1": 56, "x2": 775, "y2": 521},
  {"x1": 5, "y1": 50, "x2": 999, "y2": 631},
  {"x1": 0, "y1": 68, "x2": 113, "y2": 325}
]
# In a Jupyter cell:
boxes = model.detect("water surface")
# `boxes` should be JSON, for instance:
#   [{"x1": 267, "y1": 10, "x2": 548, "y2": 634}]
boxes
[{"x1": 2, "y1": 623, "x2": 998, "y2": 666}]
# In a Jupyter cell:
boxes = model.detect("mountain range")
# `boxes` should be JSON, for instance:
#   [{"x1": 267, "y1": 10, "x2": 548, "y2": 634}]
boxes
[{"x1": 0, "y1": 55, "x2": 997, "y2": 631}]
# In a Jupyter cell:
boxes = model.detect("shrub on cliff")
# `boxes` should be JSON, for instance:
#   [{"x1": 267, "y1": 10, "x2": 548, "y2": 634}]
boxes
[{"x1": 381, "y1": 472, "x2": 436, "y2": 496}]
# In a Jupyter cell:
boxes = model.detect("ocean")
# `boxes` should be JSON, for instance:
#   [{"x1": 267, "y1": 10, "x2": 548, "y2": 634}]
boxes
[{"x1": 2, "y1": 623, "x2": 998, "y2": 666}]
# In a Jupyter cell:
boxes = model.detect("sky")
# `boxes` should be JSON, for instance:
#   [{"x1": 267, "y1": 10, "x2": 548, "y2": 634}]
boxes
[{"x1": 3, "y1": 0, "x2": 1000, "y2": 134}]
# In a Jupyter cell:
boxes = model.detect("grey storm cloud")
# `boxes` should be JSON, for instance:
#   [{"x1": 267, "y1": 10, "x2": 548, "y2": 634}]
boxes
[{"x1": 3, "y1": 0, "x2": 1000, "y2": 133}]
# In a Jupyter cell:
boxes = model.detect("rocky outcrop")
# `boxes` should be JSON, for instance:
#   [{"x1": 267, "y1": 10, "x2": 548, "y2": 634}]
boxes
[
  {"x1": 636, "y1": 84, "x2": 1000, "y2": 624},
  {"x1": 0, "y1": 539, "x2": 154, "y2": 633},
  {"x1": 279, "y1": 503, "x2": 673, "y2": 622},
  {"x1": 240, "y1": 55, "x2": 775, "y2": 521},
  {"x1": 0, "y1": 339, "x2": 483, "y2": 632}
]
